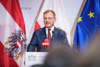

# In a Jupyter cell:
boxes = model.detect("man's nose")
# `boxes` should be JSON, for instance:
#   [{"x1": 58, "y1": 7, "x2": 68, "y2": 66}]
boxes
[{"x1": 46, "y1": 18, "x2": 49, "y2": 21}]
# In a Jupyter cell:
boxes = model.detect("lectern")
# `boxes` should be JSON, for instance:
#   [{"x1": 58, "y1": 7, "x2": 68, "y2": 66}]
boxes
[{"x1": 25, "y1": 52, "x2": 48, "y2": 67}]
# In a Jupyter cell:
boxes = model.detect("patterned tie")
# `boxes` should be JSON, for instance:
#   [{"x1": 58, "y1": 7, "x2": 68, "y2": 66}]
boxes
[{"x1": 48, "y1": 29, "x2": 51, "y2": 42}]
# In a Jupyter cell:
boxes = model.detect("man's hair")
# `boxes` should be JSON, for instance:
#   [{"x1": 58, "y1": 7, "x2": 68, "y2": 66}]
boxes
[{"x1": 43, "y1": 10, "x2": 56, "y2": 18}]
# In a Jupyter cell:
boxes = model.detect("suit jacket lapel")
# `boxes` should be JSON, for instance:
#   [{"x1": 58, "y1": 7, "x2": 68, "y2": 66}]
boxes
[
  {"x1": 41, "y1": 27, "x2": 47, "y2": 41},
  {"x1": 51, "y1": 27, "x2": 58, "y2": 45}
]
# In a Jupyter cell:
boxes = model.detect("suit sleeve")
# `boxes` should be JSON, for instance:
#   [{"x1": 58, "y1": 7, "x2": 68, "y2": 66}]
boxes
[
  {"x1": 61, "y1": 31, "x2": 69, "y2": 46},
  {"x1": 27, "y1": 31, "x2": 38, "y2": 52}
]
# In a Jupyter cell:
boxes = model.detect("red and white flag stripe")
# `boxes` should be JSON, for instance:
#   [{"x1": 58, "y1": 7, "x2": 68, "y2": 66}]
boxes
[
  {"x1": 34, "y1": 21, "x2": 41, "y2": 30},
  {"x1": 15, "y1": 40, "x2": 22, "y2": 48},
  {"x1": 0, "y1": 0, "x2": 26, "y2": 67}
]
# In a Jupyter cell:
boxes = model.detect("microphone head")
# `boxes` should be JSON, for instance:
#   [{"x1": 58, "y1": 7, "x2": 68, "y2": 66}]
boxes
[
  {"x1": 42, "y1": 39, "x2": 50, "y2": 50},
  {"x1": 44, "y1": 39, "x2": 49, "y2": 43},
  {"x1": 52, "y1": 31, "x2": 54, "y2": 33}
]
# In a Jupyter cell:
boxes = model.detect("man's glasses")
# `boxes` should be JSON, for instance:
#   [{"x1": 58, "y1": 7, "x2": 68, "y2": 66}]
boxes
[{"x1": 44, "y1": 17, "x2": 55, "y2": 20}]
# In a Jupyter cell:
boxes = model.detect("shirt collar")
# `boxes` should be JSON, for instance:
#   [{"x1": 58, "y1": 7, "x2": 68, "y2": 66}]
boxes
[{"x1": 45, "y1": 26, "x2": 54, "y2": 32}]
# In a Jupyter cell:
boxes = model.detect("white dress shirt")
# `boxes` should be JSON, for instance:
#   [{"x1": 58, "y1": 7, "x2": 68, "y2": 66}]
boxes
[{"x1": 46, "y1": 26, "x2": 54, "y2": 38}]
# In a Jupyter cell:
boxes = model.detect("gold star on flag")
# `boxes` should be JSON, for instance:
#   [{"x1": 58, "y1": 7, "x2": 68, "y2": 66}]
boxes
[
  {"x1": 88, "y1": 11, "x2": 94, "y2": 18},
  {"x1": 78, "y1": 17, "x2": 82, "y2": 22}
]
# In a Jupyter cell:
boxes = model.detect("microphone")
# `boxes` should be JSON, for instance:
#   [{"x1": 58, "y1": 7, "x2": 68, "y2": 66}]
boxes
[
  {"x1": 42, "y1": 39, "x2": 50, "y2": 52},
  {"x1": 52, "y1": 31, "x2": 54, "y2": 34}
]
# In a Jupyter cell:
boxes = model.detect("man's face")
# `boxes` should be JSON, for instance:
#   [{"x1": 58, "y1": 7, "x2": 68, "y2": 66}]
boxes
[{"x1": 43, "y1": 12, "x2": 56, "y2": 28}]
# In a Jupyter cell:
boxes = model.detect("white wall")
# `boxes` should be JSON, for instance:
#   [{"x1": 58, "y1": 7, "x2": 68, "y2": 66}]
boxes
[{"x1": 62, "y1": 0, "x2": 83, "y2": 31}]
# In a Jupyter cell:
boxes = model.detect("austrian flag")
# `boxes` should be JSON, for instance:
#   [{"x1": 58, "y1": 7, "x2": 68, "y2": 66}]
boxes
[
  {"x1": 0, "y1": 0, "x2": 26, "y2": 67},
  {"x1": 15, "y1": 40, "x2": 22, "y2": 48}
]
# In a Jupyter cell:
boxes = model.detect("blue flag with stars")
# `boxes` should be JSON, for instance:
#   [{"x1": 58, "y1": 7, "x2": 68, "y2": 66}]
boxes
[{"x1": 73, "y1": 0, "x2": 100, "y2": 52}]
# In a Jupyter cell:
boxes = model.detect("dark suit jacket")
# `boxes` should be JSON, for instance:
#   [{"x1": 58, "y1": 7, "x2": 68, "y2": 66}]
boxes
[{"x1": 27, "y1": 27, "x2": 69, "y2": 52}]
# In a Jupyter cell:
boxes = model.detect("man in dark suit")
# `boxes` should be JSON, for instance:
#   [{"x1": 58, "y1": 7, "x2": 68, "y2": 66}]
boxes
[{"x1": 27, "y1": 10, "x2": 69, "y2": 52}]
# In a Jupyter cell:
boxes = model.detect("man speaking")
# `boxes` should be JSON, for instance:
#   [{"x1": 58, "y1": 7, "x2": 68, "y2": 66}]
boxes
[{"x1": 27, "y1": 10, "x2": 69, "y2": 52}]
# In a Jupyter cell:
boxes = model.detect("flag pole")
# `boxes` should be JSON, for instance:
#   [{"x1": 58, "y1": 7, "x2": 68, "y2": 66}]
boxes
[{"x1": 70, "y1": 0, "x2": 87, "y2": 48}]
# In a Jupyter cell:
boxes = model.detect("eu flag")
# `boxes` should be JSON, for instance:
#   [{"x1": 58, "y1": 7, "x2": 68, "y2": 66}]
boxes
[{"x1": 73, "y1": 0, "x2": 100, "y2": 52}]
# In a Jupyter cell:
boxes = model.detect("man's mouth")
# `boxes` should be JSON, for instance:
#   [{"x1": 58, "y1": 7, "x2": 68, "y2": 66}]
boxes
[{"x1": 46, "y1": 22, "x2": 50, "y2": 24}]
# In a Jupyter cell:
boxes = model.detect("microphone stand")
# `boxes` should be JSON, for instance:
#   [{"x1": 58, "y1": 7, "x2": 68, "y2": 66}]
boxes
[{"x1": 44, "y1": 46, "x2": 47, "y2": 52}]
